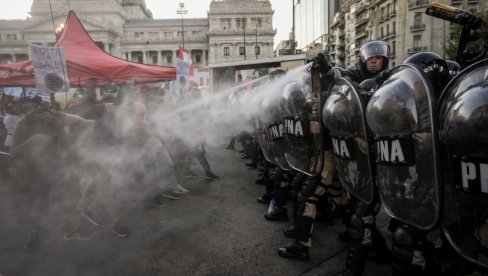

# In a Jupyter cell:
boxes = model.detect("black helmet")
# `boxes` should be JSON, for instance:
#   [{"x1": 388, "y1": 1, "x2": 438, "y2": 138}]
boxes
[
  {"x1": 358, "y1": 78, "x2": 378, "y2": 100},
  {"x1": 404, "y1": 52, "x2": 449, "y2": 93},
  {"x1": 359, "y1": 40, "x2": 390, "y2": 72},
  {"x1": 446, "y1": 60, "x2": 461, "y2": 79},
  {"x1": 281, "y1": 81, "x2": 309, "y2": 117}
]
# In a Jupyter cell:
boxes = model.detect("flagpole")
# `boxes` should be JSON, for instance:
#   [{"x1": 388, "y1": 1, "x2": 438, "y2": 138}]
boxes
[{"x1": 177, "y1": 3, "x2": 188, "y2": 49}]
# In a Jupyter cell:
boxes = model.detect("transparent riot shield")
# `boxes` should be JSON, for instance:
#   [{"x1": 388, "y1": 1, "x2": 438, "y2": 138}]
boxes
[
  {"x1": 282, "y1": 70, "x2": 323, "y2": 176},
  {"x1": 439, "y1": 58, "x2": 488, "y2": 268},
  {"x1": 257, "y1": 100, "x2": 279, "y2": 165},
  {"x1": 365, "y1": 64, "x2": 440, "y2": 230},
  {"x1": 265, "y1": 105, "x2": 291, "y2": 170},
  {"x1": 323, "y1": 78, "x2": 375, "y2": 204}
]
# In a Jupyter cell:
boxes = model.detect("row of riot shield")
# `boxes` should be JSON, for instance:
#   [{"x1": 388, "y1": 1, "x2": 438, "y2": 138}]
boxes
[
  {"x1": 255, "y1": 65, "x2": 325, "y2": 177},
  {"x1": 321, "y1": 58, "x2": 488, "y2": 268}
]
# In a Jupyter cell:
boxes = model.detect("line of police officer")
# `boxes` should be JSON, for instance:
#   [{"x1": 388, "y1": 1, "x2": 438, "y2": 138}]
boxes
[{"x1": 254, "y1": 6, "x2": 488, "y2": 276}]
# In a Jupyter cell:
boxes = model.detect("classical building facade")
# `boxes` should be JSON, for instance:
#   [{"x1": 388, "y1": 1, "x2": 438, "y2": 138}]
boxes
[
  {"x1": 327, "y1": 0, "x2": 487, "y2": 68},
  {"x1": 0, "y1": 0, "x2": 275, "y2": 69}
]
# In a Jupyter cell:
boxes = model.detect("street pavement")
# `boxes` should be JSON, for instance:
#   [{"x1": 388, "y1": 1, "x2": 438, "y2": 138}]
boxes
[{"x1": 0, "y1": 145, "x2": 391, "y2": 276}]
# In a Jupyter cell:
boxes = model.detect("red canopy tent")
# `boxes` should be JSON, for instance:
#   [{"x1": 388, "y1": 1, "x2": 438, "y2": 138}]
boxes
[{"x1": 0, "y1": 11, "x2": 176, "y2": 87}]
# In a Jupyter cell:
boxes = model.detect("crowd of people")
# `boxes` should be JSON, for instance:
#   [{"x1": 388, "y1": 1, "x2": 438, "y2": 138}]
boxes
[{"x1": 0, "y1": 80, "x2": 220, "y2": 248}]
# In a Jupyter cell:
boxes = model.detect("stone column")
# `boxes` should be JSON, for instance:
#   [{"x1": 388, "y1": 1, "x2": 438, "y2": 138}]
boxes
[
  {"x1": 204, "y1": 50, "x2": 208, "y2": 66},
  {"x1": 158, "y1": 50, "x2": 162, "y2": 66},
  {"x1": 128, "y1": 51, "x2": 132, "y2": 62},
  {"x1": 173, "y1": 50, "x2": 178, "y2": 65},
  {"x1": 143, "y1": 50, "x2": 147, "y2": 64}
]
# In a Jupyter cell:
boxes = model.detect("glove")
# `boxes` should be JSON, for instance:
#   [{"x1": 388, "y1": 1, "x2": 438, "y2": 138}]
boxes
[
  {"x1": 374, "y1": 70, "x2": 390, "y2": 87},
  {"x1": 312, "y1": 53, "x2": 332, "y2": 74}
]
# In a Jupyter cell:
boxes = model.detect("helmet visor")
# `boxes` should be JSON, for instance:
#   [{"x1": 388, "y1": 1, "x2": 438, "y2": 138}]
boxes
[{"x1": 360, "y1": 41, "x2": 389, "y2": 63}]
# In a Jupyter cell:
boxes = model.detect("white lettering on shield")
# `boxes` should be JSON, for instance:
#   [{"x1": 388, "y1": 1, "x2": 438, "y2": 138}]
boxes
[
  {"x1": 293, "y1": 121, "x2": 303, "y2": 136},
  {"x1": 269, "y1": 123, "x2": 284, "y2": 140},
  {"x1": 332, "y1": 138, "x2": 350, "y2": 159},
  {"x1": 377, "y1": 139, "x2": 405, "y2": 163},
  {"x1": 461, "y1": 161, "x2": 488, "y2": 193},
  {"x1": 285, "y1": 119, "x2": 293, "y2": 134}
]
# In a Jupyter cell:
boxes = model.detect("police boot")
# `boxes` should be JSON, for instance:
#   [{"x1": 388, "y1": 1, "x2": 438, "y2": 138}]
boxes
[
  {"x1": 391, "y1": 224, "x2": 427, "y2": 276},
  {"x1": 264, "y1": 206, "x2": 288, "y2": 221},
  {"x1": 257, "y1": 193, "x2": 272, "y2": 204},
  {"x1": 283, "y1": 224, "x2": 297, "y2": 238},
  {"x1": 338, "y1": 215, "x2": 369, "y2": 276},
  {"x1": 277, "y1": 240, "x2": 310, "y2": 260}
]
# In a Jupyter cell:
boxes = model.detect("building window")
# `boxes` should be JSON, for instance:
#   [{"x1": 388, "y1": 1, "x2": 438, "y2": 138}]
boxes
[
  {"x1": 414, "y1": 35, "x2": 421, "y2": 48},
  {"x1": 414, "y1": 13, "x2": 422, "y2": 26},
  {"x1": 257, "y1": 18, "x2": 262, "y2": 27},
  {"x1": 195, "y1": 54, "x2": 201, "y2": 63},
  {"x1": 134, "y1": 32, "x2": 144, "y2": 39},
  {"x1": 221, "y1": 19, "x2": 231, "y2": 29},
  {"x1": 255, "y1": 46, "x2": 260, "y2": 55},
  {"x1": 149, "y1": 32, "x2": 158, "y2": 39},
  {"x1": 239, "y1": 47, "x2": 245, "y2": 55},
  {"x1": 178, "y1": 31, "x2": 183, "y2": 38},
  {"x1": 224, "y1": 47, "x2": 230, "y2": 56},
  {"x1": 167, "y1": 55, "x2": 172, "y2": 63},
  {"x1": 152, "y1": 56, "x2": 158, "y2": 64},
  {"x1": 238, "y1": 18, "x2": 246, "y2": 29}
]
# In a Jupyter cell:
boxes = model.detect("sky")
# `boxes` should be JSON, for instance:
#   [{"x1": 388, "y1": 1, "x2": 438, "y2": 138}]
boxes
[{"x1": 0, "y1": 0, "x2": 292, "y2": 46}]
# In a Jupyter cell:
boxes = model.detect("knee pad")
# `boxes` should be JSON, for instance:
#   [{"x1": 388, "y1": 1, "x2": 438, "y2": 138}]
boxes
[
  {"x1": 348, "y1": 214, "x2": 365, "y2": 242},
  {"x1": 300, "y1": 176, "x2": 321, "y2": 198}
]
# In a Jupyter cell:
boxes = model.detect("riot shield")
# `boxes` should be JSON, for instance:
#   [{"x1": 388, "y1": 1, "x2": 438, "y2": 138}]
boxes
[
  {"x1": 281, "y1": 78, "x2": 323, "y2": 176},
  {"x1": 323, "y1": 78, "x2": 375, "y2": 204},
  {"x1": 257, "y1": 100, "x2": 278, "y2": 165},
  {"x1": 365, "y1": 64, "x2": 440, "y2": 230},
  {"x1": 265, "y1": 104, "x2": 291, "y2": 171},
  {"x1": 438, "y1": 59, "x2": 488, "y2": 268}
]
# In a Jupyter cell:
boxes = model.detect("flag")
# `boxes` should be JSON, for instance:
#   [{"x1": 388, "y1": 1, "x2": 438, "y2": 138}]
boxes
[
  {"x1": 179, "y1": 45, "x2": 192, "y2": 63},
  {"x1": 179, "y1": 45, "x2": 194, "y2": 86}
]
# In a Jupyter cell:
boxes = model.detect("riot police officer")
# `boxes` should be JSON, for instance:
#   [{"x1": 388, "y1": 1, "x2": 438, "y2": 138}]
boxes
[
  {"x1": 366, "y1": 50, "x2": 454, "y2": 275},
  {"x1": 278, "y1": 41, "x2": 391, "y2": 264},
  {"x1": 324, "y1": 41, "x2": 391, "y2": 276}
]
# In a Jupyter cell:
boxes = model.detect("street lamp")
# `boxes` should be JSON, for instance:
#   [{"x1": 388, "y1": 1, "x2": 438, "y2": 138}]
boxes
[
  {"x1": 255, "y1": 23, "x2": 259, "y2": 59},
  {"x1": 176, "y1": 3, "x2": 188, "y2": 49},
  {"x1": 292, "y1": 0, "x2": 300, "y2": 54},
  {"x1": 242, "y1": 18, "x2": 247, "y2": 60}
]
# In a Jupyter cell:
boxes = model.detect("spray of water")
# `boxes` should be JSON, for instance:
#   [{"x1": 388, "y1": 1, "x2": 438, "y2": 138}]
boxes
[{"x1": 0, "y1": 62, "x2": 312, "y2": 275}]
